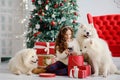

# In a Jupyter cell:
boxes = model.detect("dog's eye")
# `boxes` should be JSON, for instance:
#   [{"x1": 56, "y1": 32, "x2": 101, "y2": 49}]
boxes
[
  {"x1": 84, "y1": 30, "x2": 86, "y2": 32},
  {"x1": 84, "y1": 46, "x2": 86, "y2": 48},
  {"x1": 32, "y1": 56, "x2": 34, "y2": 58}
]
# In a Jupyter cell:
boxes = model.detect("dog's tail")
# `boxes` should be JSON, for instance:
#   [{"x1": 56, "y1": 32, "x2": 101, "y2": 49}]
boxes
[{"x1": 110, "y1": 63, "x2": 120, "y2": 75}]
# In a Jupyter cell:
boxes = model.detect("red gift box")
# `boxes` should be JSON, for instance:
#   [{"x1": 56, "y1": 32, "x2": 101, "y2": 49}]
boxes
[
  {"x1": 68, "y1": 55, "x2": 84, "y2": 66},
  {"x1": 34, "y1": 42, "x2": 55, "y2": 54},
  {"x1": 37, "y1": 54, "x2": 56, "y2": 68},
  {"x1": 69, "y1": 66, "x2": 87, "y2": 78},
  {"x1": 68, "y1": 55, "x2": 91, "y2": 78},
  {"x1": 79, "y1": 65, "x2": 91, "y2": 76},
  {"x1": 68, "y1": 55, "x2": 84, "y2": 78}
]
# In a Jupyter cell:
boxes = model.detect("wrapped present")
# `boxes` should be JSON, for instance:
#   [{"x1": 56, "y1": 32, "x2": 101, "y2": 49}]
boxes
[
  {"x1": 79, "y1": 65, "x2": 91, "y2": 76},
  {"x1": 68, "y1": 55, "x2": 84, "y2": 77},
  {"x1": 34, "y1": 42, "x2": 55, "y2": 54},
  {"x1": 69, "y1": 66, "x2": 87, "y2": 78},
  {"x1": 68, "y1": 55, "x2": 91, "y2": 78},
  {"x1": 37, "y1": 54, "x2": 56, "y2": 68},
  {"x1": 68, "y1": 55, "x2": 84, "y2": 66}
]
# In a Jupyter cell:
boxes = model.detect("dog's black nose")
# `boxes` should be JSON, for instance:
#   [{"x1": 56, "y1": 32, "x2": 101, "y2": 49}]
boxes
[
  {"x1": 80, "y1": 50, "x2": 82, "y2": 52},
  {"x1": 86, "y1": 32, "x2": 89, "y2": 35}
]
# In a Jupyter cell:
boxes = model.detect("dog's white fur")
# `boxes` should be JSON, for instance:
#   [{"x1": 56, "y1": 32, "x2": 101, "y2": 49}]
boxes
[
  {"x1": 76, "y1": 24, "x2": 99, "y2": 73},
  {"x1": 76, "y1": 24, "x2": 98, "y2": 47},
  {"x1": 8, "y1": 48, "x2": 38, "y2": 75},
  {"x1": 81, "y1": 38, "x2": 120, "y2": 77}
]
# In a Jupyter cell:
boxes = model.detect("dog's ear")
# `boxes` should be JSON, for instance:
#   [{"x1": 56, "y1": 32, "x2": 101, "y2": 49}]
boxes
[
  {"x1": 79, "y1": 24, "x2": 84, "y2": 28},
  {"x1": 89, "y1": 23, "x2": 94, "y2": 27}
]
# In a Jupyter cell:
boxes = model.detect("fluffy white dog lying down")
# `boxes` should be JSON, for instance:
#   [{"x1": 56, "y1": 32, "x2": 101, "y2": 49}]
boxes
[
  {"x1": 8, "y1": 49, "x2": 38, "y2": 75},
  {"x1": 80, "y1": 38, "x2": 120, "y2": 77}
]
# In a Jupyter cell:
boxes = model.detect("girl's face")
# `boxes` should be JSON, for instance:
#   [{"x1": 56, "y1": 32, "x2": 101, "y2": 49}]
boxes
[{"x1": 65, "y1": 29, "x2": 72, "y2": 41}]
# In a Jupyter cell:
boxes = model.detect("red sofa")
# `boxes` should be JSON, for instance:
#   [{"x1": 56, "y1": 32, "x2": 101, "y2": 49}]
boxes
[{"x1": 87, "y1": 13, "x2": 120, "y2": 57}]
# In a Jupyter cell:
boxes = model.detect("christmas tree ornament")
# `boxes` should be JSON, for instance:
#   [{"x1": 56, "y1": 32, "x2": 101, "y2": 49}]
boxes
[
  {"x1": 38, "y1": 0, "x2": 42, "y2": 4},
  {"x1": 45, "y1": 5, "x2": 49, "y2": 10},
  {"x1": 41, "y1": 12, "x2": 45, "y2": 16},
  {"x1": 32, "y1": 0, "x2": 35, "y2": 3},
  {"x1": 52, "y1": 14, "x2": 55, "y2": 18},
  {"x1": 36, "y1": 24, "x2": 40, "y2": 29},
  {"x1": 74, "y1": 12, "x2": 78, "y2": 16},
  {"x1": 61, "y1": 17, "x2": 66, "y2": 21},
  {"x1": 63, "y1": 0, "x2": 67, "y2": 2},
  {"x1": 46, "y1": 0, "x2": 49, "y2": 4},
  {"x1": 54, "y1": 4, "x2": 59, "y2": 8},
  {"x1": 73, "y1": 20, "x2": 76, "y2": 23},
  {"x1": 35, "y1": 13, "x2": 38, "y2": 15},
  {"x1": 50, "y1": 21, "x2": 56, "y2": 26},
  {"x1": 60, "y1": 3, "x2": 64, "y2": 6}
]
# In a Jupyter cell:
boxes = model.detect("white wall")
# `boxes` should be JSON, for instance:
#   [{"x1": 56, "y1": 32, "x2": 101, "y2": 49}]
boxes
[{"x1": 77, "y1": 0, "x2": 120, "y2": 24}]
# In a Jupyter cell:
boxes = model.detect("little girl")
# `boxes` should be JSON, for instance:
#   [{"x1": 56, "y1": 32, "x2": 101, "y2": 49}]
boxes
[{"x1": 46, "y1": 26, "x2": 81, "y2": 75}]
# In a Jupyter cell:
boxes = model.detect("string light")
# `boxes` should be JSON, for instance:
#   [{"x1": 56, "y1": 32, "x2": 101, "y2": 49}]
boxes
[{"x1": 15, "y1": 0, "x2": 30, "y2": 48}]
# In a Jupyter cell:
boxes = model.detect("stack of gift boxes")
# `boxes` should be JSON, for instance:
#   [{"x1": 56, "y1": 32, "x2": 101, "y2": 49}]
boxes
[
  {"x1": 34, "y1": 42, "x2": 56, "y2": 68},
  {"x1": 68, "y1": 55, "x2": 91, "y2": 78},
  {"x1": 34, "y1": 42, "x2": 91, "y2": 78}
]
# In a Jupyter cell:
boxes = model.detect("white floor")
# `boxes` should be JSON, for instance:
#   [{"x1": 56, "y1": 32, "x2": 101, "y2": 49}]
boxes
[{"x1": 0, "y1": 57, "x2": 120, "y2": 80}]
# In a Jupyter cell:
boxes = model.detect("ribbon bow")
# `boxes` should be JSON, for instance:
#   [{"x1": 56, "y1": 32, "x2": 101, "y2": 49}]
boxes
[{"x1": 34, "y1": 42, "x2": 54, "y2": 54}]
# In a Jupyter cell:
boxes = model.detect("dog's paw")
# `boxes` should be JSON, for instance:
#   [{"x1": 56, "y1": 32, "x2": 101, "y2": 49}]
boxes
[
  {"x1": 92, "y1": 73, "x2": 98, "y2": 77},
  {"x1": 103, "y1": 73, "x2": 107, "y2": 77},
  {"x1": 27, "y1": 71, "x2": 32, "y2": 75},
  {"x1": 14, "y1": 71, "x2": 21, "y2": 75}
]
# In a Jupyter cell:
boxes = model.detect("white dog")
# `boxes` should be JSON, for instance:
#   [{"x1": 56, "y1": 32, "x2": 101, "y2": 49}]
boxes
[
  {"x1": 76, "y1": 24, "x2": 98, "y2": 46},
  {"x1": 76, "y1": 24, "x2": 99, "y2": 73},
  {"x1": 8, "y1": 48, "x2": 38, "y2": 75},
  {"x1": 80, "y1": 38, "x2": 120, "y2": 77}
]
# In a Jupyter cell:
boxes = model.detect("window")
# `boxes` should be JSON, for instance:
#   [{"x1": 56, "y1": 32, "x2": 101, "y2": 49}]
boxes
[{"x1": 0, "y1": 0, "x2": 25, "y2": 60}]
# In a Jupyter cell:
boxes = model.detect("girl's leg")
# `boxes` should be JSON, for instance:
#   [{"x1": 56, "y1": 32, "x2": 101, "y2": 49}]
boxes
[
  {"x1": 46, "y1": 61, "x2": 63, "y2": 72},
  {"x1": 55, "y1": 67, "x2": 68, "y2": 76},
  {"x1": 46, "y1": 61, "x2": 67, "y2": 73}
]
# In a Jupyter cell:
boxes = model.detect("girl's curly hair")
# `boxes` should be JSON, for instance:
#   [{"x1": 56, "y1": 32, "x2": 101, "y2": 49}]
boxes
[{"x1": 55, "y1": 26, "x2": 74, "y2": 53}]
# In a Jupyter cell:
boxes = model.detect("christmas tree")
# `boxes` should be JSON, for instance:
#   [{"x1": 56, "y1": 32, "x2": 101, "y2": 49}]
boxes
[{"x1": 26, "y1": 0, "x2": 80, "y2": 48}]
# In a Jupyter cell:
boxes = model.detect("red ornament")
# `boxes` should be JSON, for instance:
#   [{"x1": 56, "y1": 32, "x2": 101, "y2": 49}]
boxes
[
  {"x1": 51, "y1": 21, "x2": 56, "y2": 26},
  {"x1": 63, "y1": 0, "x2": 67, "y2": 2},
  {"x1": 54, "y1": 4, "x2": 59, "y2": 8},
  {"x1": 34, "y1": 32, "x2": 41, "y2": 37},
  {"x1": 46, "y1": 0, "x2": 49, "y2": 4},
  {"x1": 60, "y1": 3, "x2": 64, "y2": 6},
  {"x1": 73, "y1": 20, "x2": 77, "y2": 23},
  {"x1": 74, "y1": 12, "x2": 78, "y2": 16},
  {"x1": 32, "y1": 0, "x2": 35, "y2": 3},
  {"x1": 38, "y1": 9, "x2": 42, "y2": 15},
  {"x1": 41, "y1": 12, "x2": 45, "y2": 16}
]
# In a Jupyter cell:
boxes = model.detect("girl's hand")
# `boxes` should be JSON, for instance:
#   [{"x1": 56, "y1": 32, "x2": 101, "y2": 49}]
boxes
[
  {"x1": 65, "y1": 49, "x2": 71, "y2": 55},
  {"x1": 70, "y1": 51, "x2": 78, "y2": 56},
  {"x1": 65, "y1": 49, "x2": 69, "y2": 54}
]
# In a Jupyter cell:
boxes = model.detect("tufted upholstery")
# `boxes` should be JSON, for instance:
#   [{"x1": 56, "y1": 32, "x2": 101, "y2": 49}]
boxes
[{"x1": 87, "y1": 13, "x2": 120, "y2": 57}]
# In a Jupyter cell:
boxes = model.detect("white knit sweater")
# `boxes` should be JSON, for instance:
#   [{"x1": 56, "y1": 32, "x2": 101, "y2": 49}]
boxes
[{"x1": 56, "y1": 38, "x2": 81, "y2": 65}]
